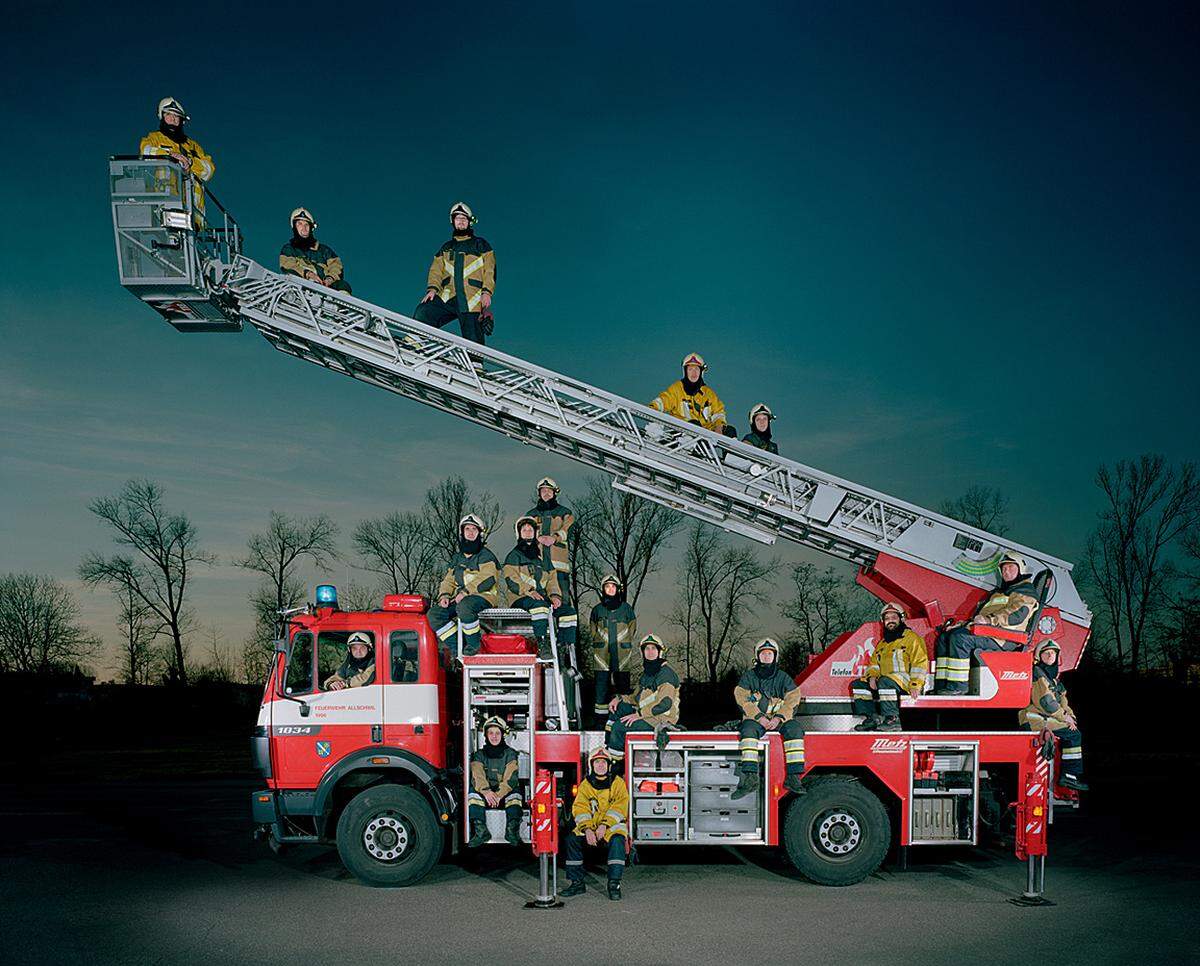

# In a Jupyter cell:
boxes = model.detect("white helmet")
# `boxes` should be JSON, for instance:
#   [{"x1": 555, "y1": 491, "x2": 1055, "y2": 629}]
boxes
[
  {"x1": 459, "y1": 513, "x2": 487, "y2": 537},
  {"x1": 157, "y1": 97, "x2": 190, "y2": 121},
  {"x1": 290, "y1": 207, "x2": 317, "y2": 230},
  {"x1": 998, "y1": 551, "x2": 1027, "y2": 573},
  {"x1": 449, "y1": 201, "x2": 476, "y2": 225}
]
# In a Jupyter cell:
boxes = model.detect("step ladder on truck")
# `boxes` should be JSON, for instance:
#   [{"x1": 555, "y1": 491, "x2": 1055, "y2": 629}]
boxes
[{"x1": 114, "y1": 155, "x2": 1084, "y2": 897}]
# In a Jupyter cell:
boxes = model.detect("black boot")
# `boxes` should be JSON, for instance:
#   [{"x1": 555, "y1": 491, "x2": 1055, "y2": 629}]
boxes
[
  {"x1": 505, "y1": 810, "x2": 523, "y2": 845},
  {"x1": 537, "y1": 637, "x2": 553, "y2": 661},
  {"x1": 466, "y1": 819, "x2": 490, "y2": 849},
  {"x1": 608, "y1": 879, "x2": 622, "y2": 901},
  {"x1": 560, "y1": 880, "x2": 586, "y2": 897},
  {"x1": 1059, "y1": 773, "x2": 1089, "y2": 792},
  {"x1": 784, "y1": 774, "x2": 807, "y2": 796},
  {"x1": 731, "y1": 769, "x2": 759, "y2": 801},
  {"x1": 854, "y1": 715, "x2": 879, "y2": 732},
  {"x1": 877, "y1": 716, "x2": 902, "y2": 732}
]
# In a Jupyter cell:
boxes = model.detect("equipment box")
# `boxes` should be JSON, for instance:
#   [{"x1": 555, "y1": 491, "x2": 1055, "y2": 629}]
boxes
[
  {"x1": 635, "y1": 797, "x2": 684, "y2": 819},
  {"x1": 690, "y1": 807, "x2": 758, "y2": 833},
  {"x1": 636, "y1": 819, "x2": 680, "y2": 841},
  {"x1": 634, "y1": 749, "x2": 684, "y2": 770},
  {"x1": 689, "y1": 759, "x2": 738, "y2": 782},
  {"x1": 689, "y1": 785, "x2": 745, "y2": 811}
]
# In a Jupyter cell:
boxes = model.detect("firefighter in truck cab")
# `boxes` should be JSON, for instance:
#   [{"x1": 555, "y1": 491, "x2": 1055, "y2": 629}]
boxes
[
  {"x1": 933, "y1": 551, "x2": 1040, "y2": 694},
  {"x1": 427, "y1": 514, "x2": 501, "y2": 659},
  {"x1": 1020, "y1": 641, "x2": 1087, "y2": 791},
  {"x1": 322, "y1": 631, "x2": 376, "y2": 691},
  {"x1": 562, "y1": 746, "x2": 629, "y2": 901},
  {"x1": 731, "y1": 638, "x2": 806, "y2": 800},
  {"x1": 467, "y1": 716, "x2": 523, "y2": 847},
  {"x1": 851, "y1": 602, "x2": 928, "y2": 731}
]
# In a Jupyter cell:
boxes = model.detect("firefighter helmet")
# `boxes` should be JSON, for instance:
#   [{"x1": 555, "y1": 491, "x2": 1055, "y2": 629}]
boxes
[
  {"x1": 290, "y1": 207, "x2": 317, "y2": 230},
  {"x1": 347, "y1": 631, "x2": 372, "y2": 649},
  {"x1": 459, "y1": 513, "x2": 488, "y2": 536},
  {"x1": 588, "y1": 745, "x2": 613, "y2": 770},
  {"x1": 755, "y1": 637, "x2": 780, "y2": 660},
  {"x1": 998, "y1": 551, "x2": 1027, "y2": 573},
  {"x1": 599, "y1": 573, "x2": 623, "y2": 592},
  {"x1": 748, "y1": 403, "x2": 775, "y2": 423},
  {"x1": 1034, "y1": 640, "x2": 1061, "y2": 661},
  {"x1": 449, "y1": 201, "x2": 476, "y2": 225},
  {"x1": 481, "y1": 714, "x2": 510, "y2": 735},
  {"x1": 880, "y1": 601, "x2": 906, "y2": 621},
  {"x1": 639, "y1": 633, "x2": 667, "y2": 657},
  {"x1": 536, "y1": 477, "x2": 560, "y2": 495},
  {"x1": 681, "y1": 352, "x2": 707, "y2": 372},
  {"x1": 157, "y1": 96, "x2": 190, "y2": 121},
  {"x1": 514, "y1": 515, "x2": 539, "y2": 539}
]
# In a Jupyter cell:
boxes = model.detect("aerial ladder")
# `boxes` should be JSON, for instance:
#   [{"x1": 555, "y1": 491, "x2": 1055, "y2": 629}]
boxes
[{"x1": 108, "y1": 155, "x2": 1091, "y2": 704}]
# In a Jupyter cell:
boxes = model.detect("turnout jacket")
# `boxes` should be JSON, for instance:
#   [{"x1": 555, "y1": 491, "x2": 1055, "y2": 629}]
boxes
[
  {"x1": 425, "y1": 233, "x2": 496, "y2": 313},
  {"x1": 650, "y1": 380, "x2": 727, "y2": 433},
  {"x1": 470, "y1": 745, "x2": 520, "y2": 797},
  {"x1": 1018, "y1": 667, "x2": 1075, "y2": 729},
  {"x1": 437, "y1": 548, "x2": 501, "y2": 605},
  {"x1": 619, "y1": 663, "x2": 681, "y2": 727},
  {"x1": 734, "y1": 666, "x2": 801, "y2": 720},
  {"x1": 322, "y1": 661, "x2": 375, "y2": 691},
  {"x1": 588, "y1": 601, "x2": 638, "y2": 672},
  {"x1": 138, "y1": 129, "x2": 215, "y2": 183},
  {"x1": 741, "y1": 430, "x2": 778, "y2": 454},
  {"x1": 571, "y1": 776, "x2": 629, "y2": 840},
  {"x1": 502, "y1": 548, "x2": 562, "y2": 600},
  {"x1": 526, "y1": 501, "x2": 575, "y2": 577},
  {"x1": 865, "y1": 629, "x2": 929, "y2": 690},
  {"x1": 279, "y1": 240, "x2": 345, "y2": 285},
  {"x1": 973, "y1": 576, "x2": 1040, "y2": 634}
]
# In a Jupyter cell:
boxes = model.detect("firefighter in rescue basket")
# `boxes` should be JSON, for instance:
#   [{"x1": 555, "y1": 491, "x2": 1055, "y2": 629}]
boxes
[{"x1": 731, "y1": 638, "x2": 806, "y2": 799}]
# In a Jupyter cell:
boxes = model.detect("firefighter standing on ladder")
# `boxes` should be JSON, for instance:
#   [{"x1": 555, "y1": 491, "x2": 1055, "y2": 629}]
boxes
[
  {"x1": 428, "y1": 514, "x2": 501, "y2": 658},
  {"x1": 731, "y1": 638, "x2": 806, "y2": 799},
  {"x1": 742, "y1": 403, "x2": 779, "y2": 453},
  {"x1": 415, "y1": 201, "x2": 496, "y2": 345},
  {"x1": 851, "y1": 602, "x2": 928, "y2": 731}
]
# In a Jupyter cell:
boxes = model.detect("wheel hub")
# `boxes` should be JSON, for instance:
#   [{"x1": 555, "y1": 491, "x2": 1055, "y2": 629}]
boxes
[
  {"x1": 364, "y1": 815, "x2": 410, "y2": 862},
  {"x1": 815, "y1": 810, "x2": 862, "y2": 856}
]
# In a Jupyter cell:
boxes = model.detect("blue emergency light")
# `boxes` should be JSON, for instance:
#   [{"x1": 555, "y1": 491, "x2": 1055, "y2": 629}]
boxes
[{"x1": 315, "y1": 584, "x2": 338, "y2": 607}]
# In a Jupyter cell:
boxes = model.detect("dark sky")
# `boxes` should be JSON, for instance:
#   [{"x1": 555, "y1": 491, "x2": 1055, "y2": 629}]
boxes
[{"x1": 2, "y1": 1, "x2": 1197, "y2": 674}]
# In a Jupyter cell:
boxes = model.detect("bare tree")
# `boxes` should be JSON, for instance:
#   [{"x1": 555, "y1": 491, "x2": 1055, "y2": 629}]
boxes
[
  {"x1": 574, "y1": 475, "x2": 684, "y2": 608},
  {"x1": 668, "y1": 523, "x2": 775, "y2": 684},
  {"x1": 779, "y1": 562, "x2": 876, "y2": 673},
  {"x1": 353, "y1": 512, "x2": 438, "y2": 597},
  {"x1": 195, "y1": 625, "x2": 236, "y2": 684},
  {"x1": 79, "y1": 480, "x2": 214, "y2": 686},
  {"x1": 1086, "y1": 456, "x2": 1200, "y2": 676},
  {"x1": 340, "y1": 580, "x2": 383, "y2": 612},
  {"x1": 1152, "y1": 596, "x2": 1200, "y2": 683},
  {"x1": 114, "y1": 580, "x2": 159, "y2": 685},
  {"x1": 0, "y1": 573, "x2": 100, "y2": 674},
  {"x1": 424, "y1": 476, "x2": 503, "y2": 561},
  {"x1": 940, "y1": 484, "x2": 1011, "y2": 536}
]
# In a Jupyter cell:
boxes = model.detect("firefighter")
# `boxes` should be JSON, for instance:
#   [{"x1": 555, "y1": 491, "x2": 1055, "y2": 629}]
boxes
[
  {"x1": 322, "y1": 631, "x2": 375, "y2": 691},
  {"x1": 526, "y1": 477, "x2": 576, "y2": 603},
  {"x1": 138, "y1": 97, "x2": 215, "y2": 215},
  {"x1": 588, "y1": 574, "x2": 637, "y2": 726},
  {"x1": 1019, "y1": 642, "x2": 1087, "y2": 791},
  {"x1": 561, "y1": 746, "x2": 629, "y2": 900},
  {"x1": 605, "y1": 634, "x2": 680, "y2": 758},
  {"x1": 741, "y1": 403, "x2": 779, "y2": 454},
  {"x1": 933, "y1": 551, "x2": 1040, "y2": 694},
  {"x1": 731, "y1": 639, "x2": 806, "y2": 799},
  {"x1": 428, "y1": 514, "x2": 501, "y2": 658},
  {"x1": 466, "y1": 716, "x2": 523, "y2": 847},
  {"x1": 414, "y1": 201, "x2": 496, "y2": 345},
  {"x1": 503, "y1": 516, "x2": 576, "y2": 661},
  {"x1": 279, "y1": 208, "x2": 351, "y2": 293},
  {"x1": 851, "y1": 602, "x2": 928, "y2": 731},
  {"x1": 650, "y1": 353, "x2": 734, "y2": 437}
]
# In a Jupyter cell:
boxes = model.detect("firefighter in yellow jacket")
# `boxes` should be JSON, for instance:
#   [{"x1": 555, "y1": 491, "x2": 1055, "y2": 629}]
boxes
[
  {"x1": 138, "y1": 97, "x2": 215, "y2": 214},
  {"x1": 1019, "y1": 642, "x2": 1087, "y2": 791},
  {"x1": 561, "y1": 746, "x2": 629, "y2": 900},
  {"x1": 427, "y1": 514, "x2": 501, "y2": 658},
  {"x1": 851, "y1": 602, "x2": 928, "y2": 731},
  {"x1": 731, "y1": 639, "x2": 806, "y2": 799},
  {"x1": 414, "y1": 202, "x2": 496, "y2": 345},
  {"x1": 606, "y1": 635, "x2": 680, "y2": 758},
  {"x1": 650, "y1": 353, "x2": 733, "y2": 436}
]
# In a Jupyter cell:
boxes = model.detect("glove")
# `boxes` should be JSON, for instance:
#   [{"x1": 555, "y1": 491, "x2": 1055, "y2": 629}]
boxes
[
  {"x1": 479, "y1": 309, "x2": 495, "y2": 336},
  {"x1": 655, "y1": 728, "x2": 670, "y2": 751},
  {"x1": 722, "y1": 425, "x2": 738, "y2": 438}
]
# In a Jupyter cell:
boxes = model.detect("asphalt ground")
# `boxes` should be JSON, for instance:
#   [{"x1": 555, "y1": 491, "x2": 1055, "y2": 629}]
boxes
[{"x1": 2, "y1": 771, "x2": 1198, "y2": 966}]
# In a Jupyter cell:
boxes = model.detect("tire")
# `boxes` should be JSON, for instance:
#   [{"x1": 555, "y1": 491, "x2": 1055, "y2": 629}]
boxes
[
  {"x1": 783, "y1": 774, "x2": 890, "y2": 886},
  {"x1": 335, "y1": 784, "x2": 442, "y2": 887}
]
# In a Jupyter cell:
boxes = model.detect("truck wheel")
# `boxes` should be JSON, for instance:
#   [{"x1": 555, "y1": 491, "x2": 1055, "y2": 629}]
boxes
[
  {"x1": 783, "y1": 774, "x2": 890, "y2": 886},
  {"x1": 335, "y1": 785, "x2": 441, "y2": 887}
]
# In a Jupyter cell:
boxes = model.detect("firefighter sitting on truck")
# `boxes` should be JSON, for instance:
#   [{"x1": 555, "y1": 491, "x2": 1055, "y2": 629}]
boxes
[
  {"x1": 428, "y1": 514, "x2": 501, "y2": 659},
  {"x1": 467, "y1": 716, "x2": 523, "y2": 847},
  {"x1": 588, "y1": 574, "x2": 637, "y2": 727},
  {"x1": 742, "y1": 403, "x2": 779, "y2": 454},
  {"x1": 414, "y1": 201, "x2": 496, "y2": 345},
  {"x1": 503, "y1": 516, "x2": 576, "y2": 661},
  {"x1": 731, "y1": 638, "x2": 806, "y2": 799},
  {"x1": 279, "y1": 208, "x2": 351, "y2": 293},
  {"x1": 933, "y1": 551, "x2": 1039, "y2": 694},
  {"x1": 605, "y1": 634, "x2": 680, "y2": 758},
  {"x1": 138, "y1": 97, "x2": 215, "y2": 215},
  {"x1": 650, "y1": 353, "x2": 735, "y2": 437},
  {"x1": 322, "y1": 631, "x2": 375, "y2": 691},
  {"x1": 561, "y1": 746, "x2": 629, "y2": 901},
  {"x1": 851, "y1": 602, "x2": 928, "y2": 731},
  {"x1": 1019, "y1": 641, "x2": 1087, "y2": 792}
]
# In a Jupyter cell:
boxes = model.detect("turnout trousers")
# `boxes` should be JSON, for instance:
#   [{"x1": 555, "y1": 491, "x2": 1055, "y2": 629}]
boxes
[
  {"x1": 738, "y1": 718, "x2": 805, "y2": 777},
  {"x1": 428, "y1": 594, "x2": 491, "y2": 657}
]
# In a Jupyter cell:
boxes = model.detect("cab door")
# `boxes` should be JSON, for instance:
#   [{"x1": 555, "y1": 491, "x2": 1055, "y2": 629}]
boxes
[
  {"x1": 272, "y1": 625, "x2": 385, "y2": 788},
  {"x1": 382, "y1": 627, "x2": 445, "y2": 768}
]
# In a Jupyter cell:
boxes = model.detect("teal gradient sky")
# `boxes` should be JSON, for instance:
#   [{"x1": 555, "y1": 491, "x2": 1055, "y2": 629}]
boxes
[{"x1": 2, "y1": 2, "x2": 1197, "y2": 675}]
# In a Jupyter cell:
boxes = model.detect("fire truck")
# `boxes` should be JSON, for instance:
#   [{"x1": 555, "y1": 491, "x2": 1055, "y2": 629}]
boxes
[{"x1": 110, "y1": 155, "x2": 1087, "y2": 895}]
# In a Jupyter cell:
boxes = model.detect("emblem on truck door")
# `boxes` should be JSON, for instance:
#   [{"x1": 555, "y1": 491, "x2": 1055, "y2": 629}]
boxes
[{"x1": 315, "y1": 740, "x2": 332, "y2": 758}]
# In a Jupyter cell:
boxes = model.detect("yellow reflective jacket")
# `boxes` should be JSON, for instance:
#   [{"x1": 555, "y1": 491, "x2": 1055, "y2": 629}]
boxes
[
  {"x1": 571, "y1": 775, "x2": 629, "y2": 841},
  {"x1": 866, "y1": 628, "x2": 929, "y2": 690},
  {"x1": 425, "y1": 234, "x2": 496, "y2": 313},
  {"x1": 138, "y1": 130, "x2": 215, "y2": 182},
  {"x1": 650, "y1": 380, "x2": 727, "y2": 433}
]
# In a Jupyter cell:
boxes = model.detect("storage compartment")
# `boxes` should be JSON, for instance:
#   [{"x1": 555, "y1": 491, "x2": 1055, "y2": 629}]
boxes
[
  {"x1": 690, "y1": 784, "x2": 746, "y2": 811},
  {"x1": 689, "y1": 758, "x2": 738, "y2": 782},
  {"x1": 690, "y1": 807, "x2": 758, "y2": 833},
  {"x1": 636, "y1": 819, "x2": 680, "y2": 841},
  {"x1": 634, "y1": 748, "x2": 684, "y2": 771},
  {"x1": 635, "y1": 797, "x2": 684, "y2": 819},
  {"x1": 910, "y1": 741, "x2": 978, "y2": 845},
  {"x1": 911, "y1": 796, "x2": 959, "y2": 841}
]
